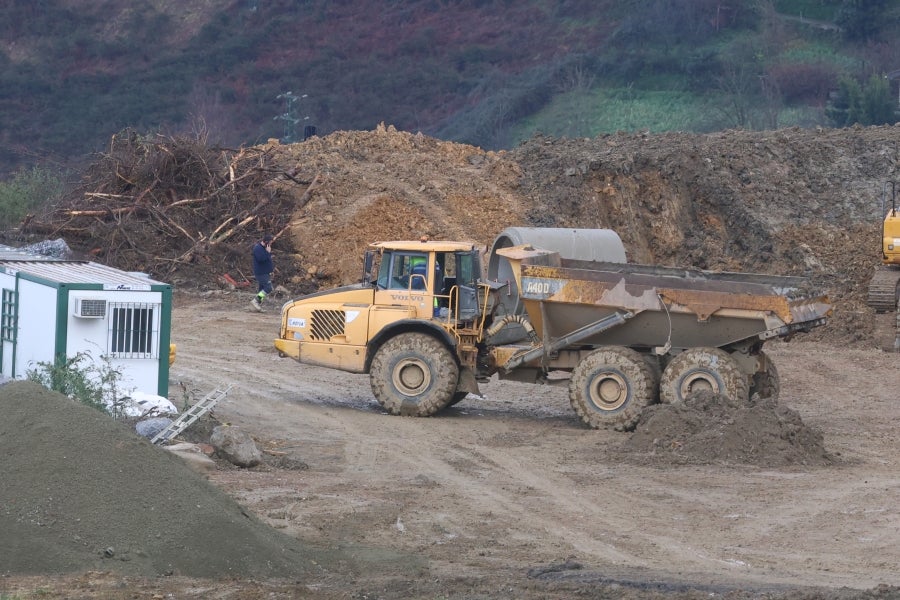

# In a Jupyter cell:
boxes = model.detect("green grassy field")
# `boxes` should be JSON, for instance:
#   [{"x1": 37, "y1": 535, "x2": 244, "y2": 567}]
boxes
[{"x1": 511, "y1": 88, "x2": 711, "y2": 141}]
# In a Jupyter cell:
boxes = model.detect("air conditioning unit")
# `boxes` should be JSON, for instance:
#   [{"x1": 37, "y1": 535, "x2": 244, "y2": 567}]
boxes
[{"x1": 73, "y1": 297, "x2": 107, "y2": 318}]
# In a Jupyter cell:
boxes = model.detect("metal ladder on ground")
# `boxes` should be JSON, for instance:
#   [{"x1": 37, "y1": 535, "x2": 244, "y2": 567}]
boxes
[{"x1": 151, "y1": 384, "x2": 233, "y2": 445}]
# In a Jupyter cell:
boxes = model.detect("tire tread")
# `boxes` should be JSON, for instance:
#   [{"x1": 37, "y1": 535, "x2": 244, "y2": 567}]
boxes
[{"x1": 370, "y1": 333, "x2": 458, "y2": 417}]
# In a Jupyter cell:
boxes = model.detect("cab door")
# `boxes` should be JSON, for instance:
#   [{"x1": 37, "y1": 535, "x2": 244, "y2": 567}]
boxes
[
  {"x1": 454, "y1": 250, "x2": 481, "y2": 321},
  {"x1": 371, "y1": 251, "x2": 435, "y2": 334}
]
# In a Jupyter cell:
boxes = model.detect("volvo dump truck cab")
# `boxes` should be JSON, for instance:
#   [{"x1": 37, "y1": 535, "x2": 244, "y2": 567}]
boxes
[
  {"x1": 276, "y1": 228, "x2": 830, "y2": 430},
  {"x1": 275, "y1": 239, "x2": 488, "y2": 415}
]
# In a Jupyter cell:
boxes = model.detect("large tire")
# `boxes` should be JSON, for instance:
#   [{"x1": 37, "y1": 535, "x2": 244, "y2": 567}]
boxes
[
  {"x1": 370, "y1": 333, "x2": 459, "y2": 417},
  {"x1": 659, "y1": 347, "x2": 749, "y2": 404},
  {"x1": 749, "y1": 350, "x2": 780, "y2": 400},
  {"x1": 568, "y1": 347, "x2": 656, "y2": 431}
]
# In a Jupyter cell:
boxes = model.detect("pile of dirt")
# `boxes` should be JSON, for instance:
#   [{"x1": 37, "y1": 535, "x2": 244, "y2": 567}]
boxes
[
  {"x1": 0, "y1": 380, "x2": 347, "y2": 578},
  {"x1": 276, "y1": 123, "x2": 896, "y2": 348},
  {"x1": 258, "y1": 123, "x2": 526, "y2": 288},
  {"x1": 619, "y1": 390, "x2": 833, "y2": 468},
  {"x1": 507, "y1": 126, "x2": 899, "y2": 347},
  {"x1": 16, "y1": 122, "x2": 899, "y2": 347}
]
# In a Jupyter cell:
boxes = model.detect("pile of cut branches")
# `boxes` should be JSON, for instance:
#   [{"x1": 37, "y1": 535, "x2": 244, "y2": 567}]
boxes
[{"x1": 23, "y1": 130, "x2": 312, "y2": 284}]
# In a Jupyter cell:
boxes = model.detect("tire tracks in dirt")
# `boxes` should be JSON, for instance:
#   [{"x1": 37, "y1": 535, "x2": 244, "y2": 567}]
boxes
[{"x1": 170, "y1": 295, "x2": 900, "y2": 593}]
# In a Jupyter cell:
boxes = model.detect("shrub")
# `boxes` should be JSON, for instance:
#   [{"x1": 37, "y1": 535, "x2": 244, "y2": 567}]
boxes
[
  {"x1": 767, "y1": 62, "x2": 839, "y2": 103},
  {"x1": 26, "y1": 351, "x2": 125, "y2": 416},
  {"x1": 0, "y1": 167, "x2": 64, "y2": 230}
]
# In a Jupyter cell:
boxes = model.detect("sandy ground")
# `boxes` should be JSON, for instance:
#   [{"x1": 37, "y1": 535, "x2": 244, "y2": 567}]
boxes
[{"x1": 154, "y1": 291, "x2": 900, "y2": 597}]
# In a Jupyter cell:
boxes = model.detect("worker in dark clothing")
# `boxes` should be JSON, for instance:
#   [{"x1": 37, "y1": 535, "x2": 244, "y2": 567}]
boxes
[{"x1": 250, "y1": 233, "x2": 274, "y2": 312}]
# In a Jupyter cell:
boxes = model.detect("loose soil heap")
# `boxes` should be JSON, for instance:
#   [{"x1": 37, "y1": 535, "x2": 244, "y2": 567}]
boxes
[
  {"x1": 0, "y1": 381, "x2": 347, "y2": 579},
  {"x1": 620, "y1": 390, "x2": 833, "y2": 468},
  {"x1": 18, "y1": 123, "x2": 897, "y2": 347}
]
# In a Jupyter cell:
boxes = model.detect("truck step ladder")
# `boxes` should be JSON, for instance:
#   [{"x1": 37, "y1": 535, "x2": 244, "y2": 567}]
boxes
[{"x1": 151, "y1": 384, "x2": 233, "y2": 445}]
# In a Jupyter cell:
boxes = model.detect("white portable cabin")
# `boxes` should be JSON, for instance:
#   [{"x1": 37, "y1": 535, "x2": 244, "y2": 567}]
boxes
[{"x1": 0, "y1": 245, "x2": 172, "y2": 396}]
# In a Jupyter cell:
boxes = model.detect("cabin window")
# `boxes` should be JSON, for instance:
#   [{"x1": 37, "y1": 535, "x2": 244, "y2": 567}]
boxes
[
  {"x1": 382, "y1": 252, "x2": 429, "y2": 290},
  {"x1": 108, "y1": 303, "x2": 159, "y2": 358},
  {"x1": 1, "y1": 289, "x2": 15, "y2": 342},
  {"x1": 455, "y1": 251, "x2": 478, "y2": 287}
]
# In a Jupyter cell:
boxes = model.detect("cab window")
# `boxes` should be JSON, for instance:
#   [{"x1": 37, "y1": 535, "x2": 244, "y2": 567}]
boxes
[
  {"x1": 381, "y1": 252, "x2": 429, "y2": 290},
  {"x1": 455, "y1": 251, "x2": 478, "y2": 287}
]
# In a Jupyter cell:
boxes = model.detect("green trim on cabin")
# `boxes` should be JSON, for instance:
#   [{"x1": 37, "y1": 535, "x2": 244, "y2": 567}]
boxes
[
  {"x1": 11, "y1": 279, "x2": 18, "y2": 377},
  {"x1": 156, "y1": 285, "x2": 172, "y2": 397},
  {"x1": 0, "y1": 288, "x2": 7, "y2": 371},
  {"x1": 0, "y1": 290, "x2": 3, "y2": 372},
  {"x1": 54, "y1": 284, "x2": 69, "y2": 359},
  {"x1": 56, "y1": 281, "x2": 174, "y2": 396},
  {"x1": 0, "y1": 280, "x2": 20, "y2": 377}
]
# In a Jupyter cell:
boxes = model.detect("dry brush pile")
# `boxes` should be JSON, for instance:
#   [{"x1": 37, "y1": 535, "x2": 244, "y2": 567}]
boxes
[{"x1": 23, "y1": 130, "x2": 317, "y2": 285}]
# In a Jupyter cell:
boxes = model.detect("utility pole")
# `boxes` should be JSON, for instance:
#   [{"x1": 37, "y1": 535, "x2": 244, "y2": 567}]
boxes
[{"x1": 274, "y1": 91, "x2": 308, "y2": 144}]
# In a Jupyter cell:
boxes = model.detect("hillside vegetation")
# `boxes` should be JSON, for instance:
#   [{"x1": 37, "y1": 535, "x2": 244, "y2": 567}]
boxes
[{"x1": 0, "y1": 0, "x2": 898, "y2": 177}]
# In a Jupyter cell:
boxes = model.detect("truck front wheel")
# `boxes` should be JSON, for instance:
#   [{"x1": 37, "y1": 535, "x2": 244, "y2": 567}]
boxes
[
  {"x1": 568, "y1": 347, "x2": 655, "y2": 431},
  {"x1": 370, "y1": 333, "x2": 459, "y2": 417},
  {"x1": 659, "y1": 347, "x2": 749, "y2": 404}
]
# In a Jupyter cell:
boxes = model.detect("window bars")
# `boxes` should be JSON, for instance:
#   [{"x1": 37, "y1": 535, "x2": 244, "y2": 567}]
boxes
[{"x1": 108, "y1": 303, "x2": 160, "y2": 359}]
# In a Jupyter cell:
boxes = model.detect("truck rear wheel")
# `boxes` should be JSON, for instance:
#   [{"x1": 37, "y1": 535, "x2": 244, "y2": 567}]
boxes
[
  {"x1": 568, "y1": 347, "x2": 655, "y2": 431},
  {"x1": 659, "y1": 347, "x2": 749, "y2": 404},
  {"x1": 370, "y1": 333, "x2": 459, "y2": 417}
]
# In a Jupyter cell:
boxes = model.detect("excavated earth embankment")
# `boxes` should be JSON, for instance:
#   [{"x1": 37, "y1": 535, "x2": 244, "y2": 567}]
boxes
[{"x1": 21, "y1": 123, "x2": 899, "y2": 351}]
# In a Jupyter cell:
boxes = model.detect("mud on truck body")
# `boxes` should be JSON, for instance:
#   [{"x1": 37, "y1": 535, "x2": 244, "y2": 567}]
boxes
[{"x1": 275, "y1": 228, "x2": 831, "y2": 430}]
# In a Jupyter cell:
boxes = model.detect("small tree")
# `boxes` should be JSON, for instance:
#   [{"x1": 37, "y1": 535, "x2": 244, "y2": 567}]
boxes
[
  {"x1": 859, "y1": 75, "x2": 897, "y2": 125},
  {"x1": 836, "y1": 0, "x2": 889, "y2": 42},
  {"x1": 713, "y1": 60, "x2": 757, "y2": 128},
  {"x1": 827, "y1": 75, "x2": 897, "y2": 127}
]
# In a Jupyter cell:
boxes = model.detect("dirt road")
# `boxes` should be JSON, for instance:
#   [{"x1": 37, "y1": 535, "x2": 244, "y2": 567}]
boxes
[{"x1": 161, "y1": 291, "x2": 900, "y2": 597}]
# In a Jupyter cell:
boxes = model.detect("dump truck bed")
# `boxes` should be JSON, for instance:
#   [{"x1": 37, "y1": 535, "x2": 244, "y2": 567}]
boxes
[{"x1": 496, "y1": 247, "x2": 830, "y2": 352}]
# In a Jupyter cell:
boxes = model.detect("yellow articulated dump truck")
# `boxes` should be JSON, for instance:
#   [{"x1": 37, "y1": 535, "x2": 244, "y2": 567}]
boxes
[{"x1": 275, "y1": 228, "x2": 831, "y2": 430}]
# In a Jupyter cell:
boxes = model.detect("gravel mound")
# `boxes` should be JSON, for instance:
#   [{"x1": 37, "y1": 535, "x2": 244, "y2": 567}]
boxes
[{"x1": 0, "y1": 381, "x2": 342, "y2": 578}]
